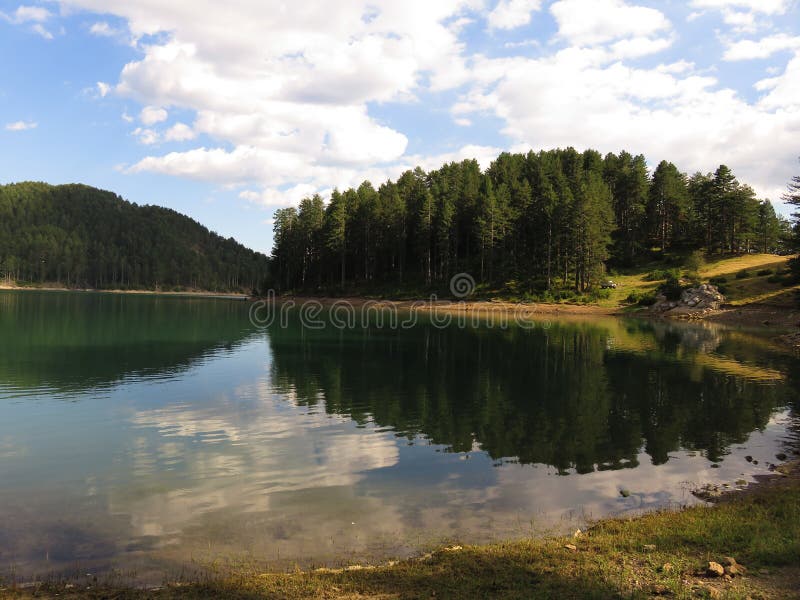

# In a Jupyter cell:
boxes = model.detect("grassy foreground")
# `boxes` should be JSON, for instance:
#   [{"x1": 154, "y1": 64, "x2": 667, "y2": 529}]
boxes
[{"x1": 4, "y1": 464, "x2": 799, "y2": 600}]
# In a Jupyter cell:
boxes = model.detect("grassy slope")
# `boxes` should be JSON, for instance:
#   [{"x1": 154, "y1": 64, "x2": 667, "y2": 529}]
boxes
[
  {"x1": 5, "y1": 464, "x2": 799, "y2": 599},
  {"x1": 601, "y1": 254, "x2": 800, "y2": 310}
]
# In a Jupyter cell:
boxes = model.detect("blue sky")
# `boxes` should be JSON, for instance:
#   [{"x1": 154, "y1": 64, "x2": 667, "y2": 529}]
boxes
[{"x1": 1, "y1": 0, "x2": 799, "y2": 254}]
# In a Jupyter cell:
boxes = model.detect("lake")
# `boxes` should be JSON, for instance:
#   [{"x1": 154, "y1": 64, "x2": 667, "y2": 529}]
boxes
[{"x1": 0, "y1": 291, "x2": 797, "y2": 584}]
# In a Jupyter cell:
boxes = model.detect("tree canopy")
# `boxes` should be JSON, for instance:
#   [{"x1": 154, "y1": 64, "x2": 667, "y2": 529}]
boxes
[{"x1": 270, "y1": 148, "x2": 790, "y2": 293}]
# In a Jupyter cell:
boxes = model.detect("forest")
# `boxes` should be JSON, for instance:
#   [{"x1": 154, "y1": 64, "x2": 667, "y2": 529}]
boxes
[
  {"x1": 0, "y1": 182, "x2": 269, "y2": 292},
  {"x1": 271, "y1": 148, "x2": 798, "y2": 295}
]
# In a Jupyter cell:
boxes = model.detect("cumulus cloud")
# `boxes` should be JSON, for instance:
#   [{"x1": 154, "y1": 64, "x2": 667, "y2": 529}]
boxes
[
  {"x1": 1, "y1": 4, "x2": 55, "y2": 38},
  {"x1": 89, "y1": 21, "x2": 120, "y2": 37},
  {"x1": 164, "y1": 122, "x2": 196, "y2": 142},
  {"x1": 724, "y1": 34, "x2": 800, "y2": 61},
  {"x1": 453, "y1": 45, "x2": 800, "y2": 203},
  {"x1": 689, "y1": 0, "x2": 790, "y2": 31},
  {"x1": 550, "y1": 0, "x2": 671, "y2": 46},
  {"x1": 41, "y1": 0, "x2": 800, "y2": 212},
  {"x1": 6, "y1": 5, "x2": 52, "y2": 23},
  {"x1": 139, "y1": 105, "x2": 168, "y2": 125},
  {"x1": 5, "y1": 120, "x2": 38, "y2": 131},
  {"x1": 487, "y1": 0, "x2": 542, "y2": 30}
]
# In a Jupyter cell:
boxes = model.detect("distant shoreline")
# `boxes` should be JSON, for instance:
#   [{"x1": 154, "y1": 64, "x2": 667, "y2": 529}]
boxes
[{"x1": 0, "y1": 283, "x2": 249, "y2": 300}]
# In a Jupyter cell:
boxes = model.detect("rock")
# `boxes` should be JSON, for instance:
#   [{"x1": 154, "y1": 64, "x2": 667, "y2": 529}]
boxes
[
  {"x1": 620, "y1": 489, "x2": 631, "y2": 498},
  {"x1": 564, "y1": 544, "x2": 577, "y2": 551},
  {"x1": 776, "y1": 453, "x2": 788, "y2": 461},
  {"x1": 710, "y1": 463, "x2": 720, "y2": 468},
  {"x1": 706, "y1": 562, "x2": 725, "y2": 577},
  {"x1": 745, "y1": 456, "x2": 753, "y2": 462},
  {"x1": 721, "y1": 557, "x2": 737, "y2": 567},
  {"x1": 650, "y1": 584, "x2": 671, "y2": 595},
  {"x1": 643, "y1": 544, "x2": 656, "y2": 551},
  {"x1": 725, "y1": 564, "x2": 745, "y2": 577},
  {"x1": 651, "y1": 284, "x2": 725, "y2": 315}
]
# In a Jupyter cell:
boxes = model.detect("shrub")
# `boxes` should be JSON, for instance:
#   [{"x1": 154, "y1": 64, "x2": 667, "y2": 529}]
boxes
[
  {"x1": 735, "y1": 270, "x2": 750, "y2": 280},
  {"x1": 767, "y1": 275, "x2": 783, "y2": 284},
  {"x1": 645, "y1": 268, "x2": 680, "y2": 282},
  {"x1": 589, "y1": 288, "x2": 611, "y2": 301},
  {"x1": 659, "y1": 275, "x2": 684, "y2": 301},
  {"x1": 709, "y1": 276, "x2": 728, "y2": 285},
  {"x1": 685, "y1": 250, "x2": 706, "y2": 273},
  {"x1": 757, "y1": 269, "x2": 774, "y2": 277},
  {"x1": 626, "y1": 290, "x2": 656, "y2": 306}
]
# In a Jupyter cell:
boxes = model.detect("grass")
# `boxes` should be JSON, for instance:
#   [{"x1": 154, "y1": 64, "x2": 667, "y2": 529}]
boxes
[
  {"x1": 602, "y1": 253, "x2": 800, "y2": 310},
  {"x1": 4, "y1": 463, "x2": 799, "y2": 599}
]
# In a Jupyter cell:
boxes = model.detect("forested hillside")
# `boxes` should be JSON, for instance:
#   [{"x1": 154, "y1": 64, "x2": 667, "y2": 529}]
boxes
[
  {"x1": 271, "y1": 148, "x2": 795, "y2": 294},
  {"x1": 0, "y1": 182, "x2": 268, "y2": 292}
]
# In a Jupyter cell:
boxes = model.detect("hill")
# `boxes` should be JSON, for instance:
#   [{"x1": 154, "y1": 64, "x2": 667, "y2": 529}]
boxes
[{"x1": 0, "y1": 182, "x2": 269, "y2": 293}]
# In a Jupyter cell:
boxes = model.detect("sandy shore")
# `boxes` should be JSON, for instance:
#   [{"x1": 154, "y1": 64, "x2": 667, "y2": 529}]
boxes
[{"x1": 275, "y1": 295, "x2": 622, "y2": 317}]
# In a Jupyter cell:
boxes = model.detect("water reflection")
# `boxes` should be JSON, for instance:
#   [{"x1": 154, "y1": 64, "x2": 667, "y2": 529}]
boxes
[
  {"x1": 267, "y1": 314, "x2": 795, "y2": 470},
  {"x1": 0, "y1": 293, "x2": 797, "y2": 583}
]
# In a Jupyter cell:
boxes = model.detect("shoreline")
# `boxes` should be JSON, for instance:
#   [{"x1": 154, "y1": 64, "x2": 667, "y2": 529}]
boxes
[{"x1": 0, "y1": 284, "x2": 248, "y2": 300}]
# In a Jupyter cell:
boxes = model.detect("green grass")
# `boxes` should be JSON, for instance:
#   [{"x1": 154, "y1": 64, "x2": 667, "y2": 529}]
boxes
[
  {"x1": 600, "y1": 253, "x2": 800, "y2": 310},
  {"x1": 5, "y1": 464, "x2": 799, "y2": 599}
]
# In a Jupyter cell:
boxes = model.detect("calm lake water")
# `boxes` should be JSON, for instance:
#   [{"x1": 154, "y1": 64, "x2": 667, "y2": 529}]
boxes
[{"x1": 0, "y1": 291, "x2": 798, "y2": 584}]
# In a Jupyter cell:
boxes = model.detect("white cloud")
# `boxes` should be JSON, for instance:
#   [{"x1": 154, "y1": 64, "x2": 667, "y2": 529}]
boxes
[
  {"x1": 689, "y1": 0, "x2": 790, "y2": 32},
  {"x1": 689, "y1": 0, "x2": 789, "y2": 15},
  {"x1": 96, "y1": 81, "x2": 111, "y2": 97},
  {"x1": 132, "y1": 127, "x2": 159, "y2": 145},
  {"x1": 550, "y1": 0, "x2": 671, "y2": 46},
  {"x1": 453, "y1": 46, "x2": 800, "y2": 207},
  {"x1": 89, "y1": 21, "x2": 118, "y2": 36},
  {"x1": 42, "y1": 0, "x2": 800, "y2": 214},
  {"x1": 49, "y1": 0, "x2": 480, "y2": 205},
  {"x1": 487, "y1": 0, "x2": 542, "y2": 30},
  {"x1": 164, "y1": 122, "x2": 196, "y2": 142},
  {"x1": 30, "y1": 22, "x2": 53, "y2": 39},
  {"x1": 139, "y1": 105, "x2": 168, "y2": 125},
  {"x1": 0, "y1": 5, "x2": 54, "y2": 38},
  {"x1": 5, "y1": 120, "x2": 38, "y2": 131},
  {"x1": 724, "y1": 34, "x2": 800, "y2": 61},
  {"x1": 9, "y1": 5, "x2": 52, "y2": 22}
]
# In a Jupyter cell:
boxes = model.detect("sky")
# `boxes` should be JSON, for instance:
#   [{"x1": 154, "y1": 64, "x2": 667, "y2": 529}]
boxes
[{"x1": 1, "y1": 0, "x2": 799, "y2": 254}]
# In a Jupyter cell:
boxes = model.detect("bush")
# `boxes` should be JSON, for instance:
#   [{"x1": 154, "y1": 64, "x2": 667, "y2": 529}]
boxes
[
  {"x1": 735, "y1": 270, "x2": 751, "y2": 280},
  {"x1": 757, "y1": 269, "x2": 774, "y2": 277},
  {"x1": 685, "y1": 250, "x2": 706, "y2": 273},
  {"x1": 589, "y1": 288, "x2": 611, "y2": 301},
  {"x1": 767, "y1": 275, "x2": 783, "y2": 284},
  {"x1": 659, "y1": 275, "x2": 684, "y2": 301},
  {"x1": 645, "y1": 268, "x2": 680, "y2": 282},
  {"x1": 626, "y1": 290, "x2": 657, "y2": 306},
  {"x1": 709, "y1": 276, "x2": 728, "y2": 285}
]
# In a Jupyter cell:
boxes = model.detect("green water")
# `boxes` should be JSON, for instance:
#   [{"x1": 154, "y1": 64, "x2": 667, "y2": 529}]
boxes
[{"x1": 0, "y1": 291, "x2": 797, "y2": 583}]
